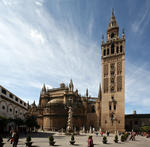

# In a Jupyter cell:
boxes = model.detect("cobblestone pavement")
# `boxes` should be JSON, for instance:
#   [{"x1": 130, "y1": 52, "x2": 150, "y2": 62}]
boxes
[{"x1": 3, "y1": 132, "x2": 150, "y2": 147}]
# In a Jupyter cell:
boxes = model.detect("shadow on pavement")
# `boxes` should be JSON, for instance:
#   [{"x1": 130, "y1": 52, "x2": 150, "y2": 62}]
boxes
[{"x1": 20, "y1": 132, "x2": 55, "y2": 138}]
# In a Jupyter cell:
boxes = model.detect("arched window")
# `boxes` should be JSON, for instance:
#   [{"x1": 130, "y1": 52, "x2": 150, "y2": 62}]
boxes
[
  {"x1": 103, "y1": 49, "x2": 106, "y2": 56},
  {"x1": 111, "y1": 32, "x2": 115, "y2": 38},
  {"x1": 120, "y1": 45, "x2": 123, "y2": 52},
  {"x1": 116, "y1": 46, "x2": 119, "y2": 53},
  {"x1": 2, "y1": 105, "x2": 5, "y2": 110},
  {"x1": 111, "y1": 44, "x2": 114, "y2": 54},
  {"x1": 107, "y1": 48, "x2": 109, "y2": 55},
  {"x1": 109, "y1": 105, "x2": 111, "y2": 110},
  {"x1": 91, "y1": 105, "x2": 95, "y2": 113}
]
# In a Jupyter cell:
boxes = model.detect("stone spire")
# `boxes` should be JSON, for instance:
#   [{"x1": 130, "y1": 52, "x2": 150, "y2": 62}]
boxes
[
  {"x1": 98, "y1": 84, "x2": 102, "y2": 100},
  {"x1": 122, "y1": 28, "x2": 125, "y2": 39},
  {"x1": 32, "y1": 100, "x2": 36, "y2": 107},
  {"x1": 108, "y1": 9, "x2": 118, "y2": 31},
  {"x1": 69, "y1": 79, "x2": 74, "y2": 92},
  {"x1": 107, "y1": 9, "x2": 119, "y2": 40},
  {"x1": 101, "y1": 34, "x2": 104, "y2": 44},
  {"x1": 86, "y1": 88, "x2": 88, "y2": 97},
  {"x1": 41, "y1": 83, "x2": 46, "y2": 95}
]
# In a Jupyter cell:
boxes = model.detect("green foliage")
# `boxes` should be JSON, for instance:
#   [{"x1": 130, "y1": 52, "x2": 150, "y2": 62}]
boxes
[
  {"x1": 26, "y1": 136, "x2": 31, "y2": 142},
  {"x1": 102, "y1": 136, "x2": 107, "y2": 144},
  {"x1": 25, "y1": 136, "x2": 32, "y2": 147},
  {"x1": 49, "y1": 136, "x2": 55, "y2": 146},
  {"x1": 121, "y1": 134, "x2": 125, "y2": 142},
  {"x1": 0, "y1": 116, "x2": 8, "y2": 129},
  {"x1": 25, "y1": 115, "x2": 39, "y2": 131},
  {"x1": 121, "y1": 133, "x2": 129, "y2": 142},
  {"x1": 70, "y1": 134, "x2": 75, "y2": 145},
  {"x1": 49, "y1": 136, "x2": 54, "y2": 142},
  {"x1": 140, "y1": 126, "x2": 150, "y2": 133},
  {"x1": 0, "y1": 116, "x2": 24, "y2": 133},
  {"x1": 114, "y1": 135, "x2": 119, "y2": 143},
  {"x1": 71, "y1": 134, "x2": 74, "y2": 141},
  {"x1": 13, "y1": 118, "x2": 24, "y2": 126}
]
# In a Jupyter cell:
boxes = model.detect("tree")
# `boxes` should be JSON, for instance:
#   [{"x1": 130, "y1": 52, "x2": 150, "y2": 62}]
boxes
[
  {"x1": 141, "y1": 126, "x2": 150, "y2": 133},
  {"x1": 25, "y1": 115, "x2": 39, "y2": 132},
  {"x1": 0, "y1": 116, "x2": 8, "y2": 135}
]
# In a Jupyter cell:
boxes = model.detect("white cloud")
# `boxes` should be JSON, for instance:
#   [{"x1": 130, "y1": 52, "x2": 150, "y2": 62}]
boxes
[
  {"x1": 0, "y1": 0, "x2": 149, "y2": 113},
  {"x1": 30, "y1": 29, "x2": 45, "y2": 44},
  {"x1": 125, "y1": 61, "x2": 150, "y2": 112},
  {"x1": 0, "y1": 0, "x2": 100, "y2": 104},
  {"x1": 131, "y1": 0, "x2": 150, "y2": 34},
  {"x1": 35, "y1": 0, "x2": 43, "y2": 6}
]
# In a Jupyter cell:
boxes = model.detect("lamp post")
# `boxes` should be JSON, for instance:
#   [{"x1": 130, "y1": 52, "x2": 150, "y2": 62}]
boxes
[{"x1": 111, "y1": 112, "x2": 118, "y2": 134}]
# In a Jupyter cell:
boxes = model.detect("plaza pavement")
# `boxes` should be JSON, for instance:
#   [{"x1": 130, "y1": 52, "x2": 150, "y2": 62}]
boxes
[{"x1": 3, "y1": 131, "x2": 150, "y2": 147}]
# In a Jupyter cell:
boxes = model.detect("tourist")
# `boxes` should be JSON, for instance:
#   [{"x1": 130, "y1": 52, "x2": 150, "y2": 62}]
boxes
[
  {"x1": 7, "y1": 129, "x2": 14, "y2": 144},
  {"x1": 106, "y1": 130, "x2": 110, "y2": 136},
  {"x1": 133, "y1": 132, "x2": 136, "y2": 141},
  {"x1": 95, "y1": 131, "x2": 98, "y2": 136},
  {"x1": 129, "y1": 131, "x2": 136, "y2": 141},
  {"x1": 100, "y1": 131, "x2": 103, "y2": 137},
  {"x1": 129, "y1": 131, "x2": 133, "y2": 140},
  {"x1": 87, "y1": 136, "x2": 94, "y2": 147},
  {"x1": 12, "y1": 131, "x2": 19, "y2": 147}
]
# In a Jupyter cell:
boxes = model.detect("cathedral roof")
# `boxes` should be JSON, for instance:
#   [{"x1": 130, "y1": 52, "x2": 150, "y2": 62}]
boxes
[{"x1": 47, "y1": 98, "x2": 64, "y2": 105}]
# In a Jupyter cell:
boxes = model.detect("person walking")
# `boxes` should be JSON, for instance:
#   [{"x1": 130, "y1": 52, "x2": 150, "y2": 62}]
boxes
[
  {"x1": 12, "y1": 131, "x2": 19, "y2": 147},
  {"x1": 7, "y1": 129, "x2": 14, "y2": 144},
  {"x1": 87, "y1": 136, "x2": 94, "y2": 147}
]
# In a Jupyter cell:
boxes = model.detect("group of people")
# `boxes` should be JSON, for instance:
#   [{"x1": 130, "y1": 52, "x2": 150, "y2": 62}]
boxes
[{"x1": 7, "y1": 130, "x2": 19, "y2": 147}]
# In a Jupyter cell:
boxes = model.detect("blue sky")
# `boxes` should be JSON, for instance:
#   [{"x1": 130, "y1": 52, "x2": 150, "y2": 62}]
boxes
[{"x1": 0, "y1": 0, "x2": 150, "y2": 114}]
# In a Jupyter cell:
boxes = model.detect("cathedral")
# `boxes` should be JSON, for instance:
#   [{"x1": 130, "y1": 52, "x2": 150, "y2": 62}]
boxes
[{"x1": 28, "y1": 10, "x2": 125, "y2": 133}]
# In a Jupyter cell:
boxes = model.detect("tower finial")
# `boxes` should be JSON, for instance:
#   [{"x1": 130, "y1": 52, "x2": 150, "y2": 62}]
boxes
[
  {"x1": 122, "y1": 28, "x2": 125, "y2": 34},
  {"x1": 102, "y1": 34, "x2": 104, "y2": 40},
  {"x1": 98, "y1": 83, "x2": 102, "y2": 100},
  {"x1": 112, "y1": 8, "x2": 114, "y2": 16}
]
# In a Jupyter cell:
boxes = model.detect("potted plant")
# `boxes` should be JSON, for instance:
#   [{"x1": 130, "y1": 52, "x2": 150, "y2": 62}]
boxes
[
  {"x1": 114, "y1": 134, "x2": 119, "y2": 143},
  {"x1": 70, "y1": 134, "x2": 75, "y2": 145},
  {"x1": 49, "y1": 135, "x2": 55, "y2": 146},
  {"x1": 25, "y1": 136, "x2": 32, "y2": 147},
  {"x1": 0, "y1": 136, "x2": 4, "y2": 147},
  {"x1": 102, "y1": 136, "x2": 107, "y2": 144},
  {"x1": 121, "y1": 134, "x2": 125, "y2": 142}
]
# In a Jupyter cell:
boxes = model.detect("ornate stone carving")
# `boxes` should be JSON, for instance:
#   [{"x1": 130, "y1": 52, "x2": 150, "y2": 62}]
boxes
[
  {"x1": 117, "y1": 76, "x2": 122, "y2": 91},
  {"x1": 104, "y1": 64, "x2": 108, "y2": 76},
  {"x1": 104, "y1": 78, "x2": 108, "y2": 93},
  {"x1": 117, "y1": 61, "x2": 122, "y2": 74}
]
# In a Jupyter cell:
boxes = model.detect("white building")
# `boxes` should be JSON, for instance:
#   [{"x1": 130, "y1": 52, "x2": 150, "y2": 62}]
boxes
[{"x1": 0, "y1": 85, "x2": 28, "y2": 120}]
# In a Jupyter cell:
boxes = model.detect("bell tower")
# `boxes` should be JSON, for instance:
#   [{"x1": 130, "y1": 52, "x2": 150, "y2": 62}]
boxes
[{"x1": 101, "y1": 10, "x2": 125, "y2": 132}]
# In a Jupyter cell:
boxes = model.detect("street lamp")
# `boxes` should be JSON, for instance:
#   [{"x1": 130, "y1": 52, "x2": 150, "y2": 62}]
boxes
[{"x1": 110, "y1": 112, "x2": 118, "y2": 134}]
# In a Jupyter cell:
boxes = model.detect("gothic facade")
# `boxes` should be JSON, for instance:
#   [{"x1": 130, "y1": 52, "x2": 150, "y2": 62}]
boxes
[
  {"x1": 28, "y1": 11, "x2": 125, "y2": 133},
  {"x1": 28, "y1": 81, "x2": 101, "y2": 131}
]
